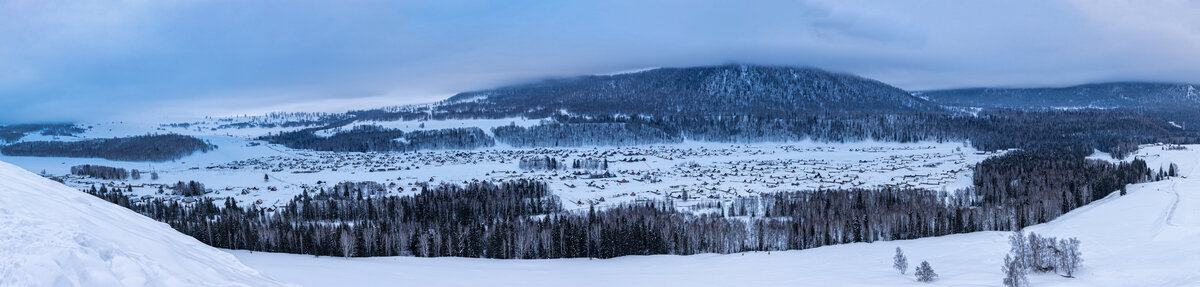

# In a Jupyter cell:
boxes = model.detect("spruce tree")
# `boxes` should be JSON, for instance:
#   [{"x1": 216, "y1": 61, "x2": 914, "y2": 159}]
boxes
[
  {"x1": 914, "y1": 260, "x2": 937, "y2": 282},
  {"x1": 893, "y1": 247, "x2": 909, "y2": 274}
]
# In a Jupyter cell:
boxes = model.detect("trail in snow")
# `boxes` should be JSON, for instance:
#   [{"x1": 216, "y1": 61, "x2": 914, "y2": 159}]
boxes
[
  {"x1": 1165, "y1": 180, "x2": 1181, "y2": 227},
  {"x1": 1162, "y1": 148, "x2": 1198, "y2": 227}
]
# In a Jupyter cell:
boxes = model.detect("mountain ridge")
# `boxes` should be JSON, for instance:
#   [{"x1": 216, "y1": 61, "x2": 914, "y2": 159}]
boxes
[{"x1": 437, "y1": 64, "x2": 945, "y2": 118}]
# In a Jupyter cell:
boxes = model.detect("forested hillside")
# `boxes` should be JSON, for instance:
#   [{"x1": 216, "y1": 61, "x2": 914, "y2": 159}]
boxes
[
  {"x1": 0, "y1": 123, "x2": 84, "y2": 143},
  {"x1": 1, "y1": 134, "x2": 213, "y2": 162},
  {"x1": 261, "y1": 125, "x2": 494, "y2": 152},
  {"x1": 438, "y1": 64, "x2": 942, "y2": 118},
  {"x1": 245, "y1": 65, "x2": 1200, "y2": 156},
  {"x1": 920, "y1": 82, "x2": 1200, "y2": 110},
  {"x1": 921, "y1": 82, "x2": 1200, "y2": 132}
]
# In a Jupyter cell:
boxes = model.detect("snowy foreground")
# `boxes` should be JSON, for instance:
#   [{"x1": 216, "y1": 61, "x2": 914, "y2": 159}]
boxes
[
  {"x1": 231, "y1": 145, "x2": 1200, "y2": 287},
  {"x1": 0, "y1": 161, "x2": 288, "y2": 287}
]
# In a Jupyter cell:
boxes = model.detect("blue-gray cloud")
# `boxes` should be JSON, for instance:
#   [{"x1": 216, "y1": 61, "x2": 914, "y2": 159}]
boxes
[{"x1": 1, "y1": 0, "x2": 1198, "y2": 123}]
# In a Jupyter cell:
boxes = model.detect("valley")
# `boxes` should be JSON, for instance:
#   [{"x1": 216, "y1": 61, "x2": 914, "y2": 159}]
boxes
[
  {"x1": 1, "y1": 117, "x2": 998, "y2": 213},
  {"x1": 5, "y1": 2, "x2": 1199, "y2": 286},
  {"x1": 226, "y1": 144, "x2": 1200, "y2": 286}
]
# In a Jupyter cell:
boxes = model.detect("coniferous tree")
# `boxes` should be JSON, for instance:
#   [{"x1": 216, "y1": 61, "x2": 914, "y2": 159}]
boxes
[
  {"x1": 893, "y1": 247, "x2": 909, "y2": 274},
  {"x1": 914, "y1": 260, "x2": 937, "y2": 282}
]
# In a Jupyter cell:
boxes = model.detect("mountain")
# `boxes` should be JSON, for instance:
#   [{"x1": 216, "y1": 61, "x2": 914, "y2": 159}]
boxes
[
  {"x1": 438, "y1": 64, "x2": 944, "y2": 118},
  {"x1": 0, "y1": 160, "x2": 287, "y2": 287},
  {"x1": 918, "y1": 82, "x2": 1200, "y2": 110}
]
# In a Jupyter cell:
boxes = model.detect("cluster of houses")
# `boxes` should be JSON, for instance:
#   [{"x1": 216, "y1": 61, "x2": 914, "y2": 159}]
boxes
[{"x1": 59, "y1": 143, "x2": 989, "y2": 212}]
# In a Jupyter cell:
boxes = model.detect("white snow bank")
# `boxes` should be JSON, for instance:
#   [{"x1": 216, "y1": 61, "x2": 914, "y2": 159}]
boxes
[{"x1": 0, "y1": 161, "x2": 288, "y2": 287}]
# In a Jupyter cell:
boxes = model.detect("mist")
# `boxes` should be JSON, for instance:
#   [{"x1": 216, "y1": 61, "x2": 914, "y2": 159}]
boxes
[{"x1": 1, "y1": 0, "x2": 1198, "y2": 123}]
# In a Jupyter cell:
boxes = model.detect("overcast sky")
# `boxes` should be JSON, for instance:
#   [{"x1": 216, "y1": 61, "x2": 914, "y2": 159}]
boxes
[{"x1": 1, "y1": 0, "x2": 1198, "y2": 123}]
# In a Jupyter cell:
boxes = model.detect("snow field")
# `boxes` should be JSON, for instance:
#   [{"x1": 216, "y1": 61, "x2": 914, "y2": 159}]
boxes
[{"x1": 230, "y1": 144, "x2": 1200, "y2": 286}]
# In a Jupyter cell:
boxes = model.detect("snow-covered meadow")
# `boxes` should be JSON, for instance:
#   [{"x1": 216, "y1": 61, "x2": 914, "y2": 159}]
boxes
[
  {"x1": 3, "y1": 117, "x2": 1199, "y2": 286},
  {"x1": 0, "y1": 119, "x2": 997, "y2": 211},
  {"x1": 229, "y1": 144, "x2": 1200, "y2": 286}
]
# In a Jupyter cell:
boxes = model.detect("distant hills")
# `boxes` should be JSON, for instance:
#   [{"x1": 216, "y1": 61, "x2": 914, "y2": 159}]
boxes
[
  {"x1": 918, "y1": 82, "x2": 1200, "y2": 110},
  {"x1": 437, "y1": 64, "x2": 944, "y2": 118},
  {"x1": 7, "y1": 64, "x2": 1192, "y2": 158},
  {"x1": 188, "y1": 65, "x2": 1200, "y2": 126}
]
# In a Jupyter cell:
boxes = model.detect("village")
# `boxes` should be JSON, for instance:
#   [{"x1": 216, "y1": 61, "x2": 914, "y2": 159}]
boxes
[{"x1": 51, "y1": 141, "x2": 1001, "y2": 212}]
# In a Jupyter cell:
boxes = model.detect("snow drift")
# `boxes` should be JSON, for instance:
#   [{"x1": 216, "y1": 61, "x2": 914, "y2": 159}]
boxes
[{"x1": 0, "y1": 161, "x2": 286, "y2": 287}]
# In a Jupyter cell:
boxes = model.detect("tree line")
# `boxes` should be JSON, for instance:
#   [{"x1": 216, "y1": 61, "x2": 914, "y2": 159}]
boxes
[
  {"x1": 260, "y1": 125, "x2": 494, "y2": 152},
  {"x1": 2, "y1": 134, "x2": 213, "y2": 162},
  {"x1": 518, "y1": 156, "x2": 609, "y2": 170},
  {"x1": 241, "y1": 103, "x2": 1200, "y2": 159},
  {"x1": 71, "y1": 164, "x2": 138, "y2": 180}
]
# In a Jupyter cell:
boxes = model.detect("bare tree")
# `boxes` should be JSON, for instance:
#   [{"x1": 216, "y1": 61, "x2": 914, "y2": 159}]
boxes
[
  {"x1": 340, "y1": 229, "x2": 356, "y2": 257},
  {"x1": 1003, "y1": 254, "x2": 1028, "y2": 287},
  {"x1": 1057, "y1": 238, "x2": 1082, "y2": 277},
  {"x1": 1008, "y1": 231, "x2": 1029, "y2": 271}
]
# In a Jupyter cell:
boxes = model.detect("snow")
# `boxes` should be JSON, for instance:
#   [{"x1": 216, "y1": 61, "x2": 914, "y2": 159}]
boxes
[
  {"x1": 0, "y1": 161, "x2": 288, "y2": 287},
  {"x1": 230, "y1": 145, "x2": 1200, "y2": 287},
  {"x1": 1085, "y1": 149, "x2": 1120, "y2": 163},
  {"x1": 3, "y1": 139, "x2": 992, "y2": 213},
  {"x1": 601, "y1": 67, "x2": 661, "y2": 76},
  {"x1": 312, "y1": 117, "x2": 544, "y2": 138},
  {"x1": 6, "y1": 115, "x2": 1199, "y2": 286}
]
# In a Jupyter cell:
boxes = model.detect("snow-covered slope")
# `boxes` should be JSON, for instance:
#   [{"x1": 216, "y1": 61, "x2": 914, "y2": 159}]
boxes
[
  {"x1": 231, "y1": 145, "x2": 1200, "y2": 286},
  {"x1": 0, "y1": 161, "x2": 288, "y2": 287}
]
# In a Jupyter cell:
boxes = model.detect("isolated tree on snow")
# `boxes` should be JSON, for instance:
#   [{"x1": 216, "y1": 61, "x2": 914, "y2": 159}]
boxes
[
  {"x1": 1003, "y1": 254, "x2": 1028, "y2": 287},
  {"x1": 1008, "y1": 231, "x2": 1029, "y2": 271},
  {"x1": 893, "y1": 247, "x2": 909, "y2": 274},
  {"x1": 914, "y1": 260, "x2": 937, "y2": 282},
  {"x1": 1057, "y1": 238, "x2": 1082, "y2": 277},
  {"x1": 264, "y1": 174, "x2": 270, "y2": 182}
]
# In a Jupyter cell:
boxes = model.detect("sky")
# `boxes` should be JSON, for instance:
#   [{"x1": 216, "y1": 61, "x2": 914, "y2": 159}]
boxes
[{"x1": 1, "y1": 0, "x2": 1199, "y2": 123}]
